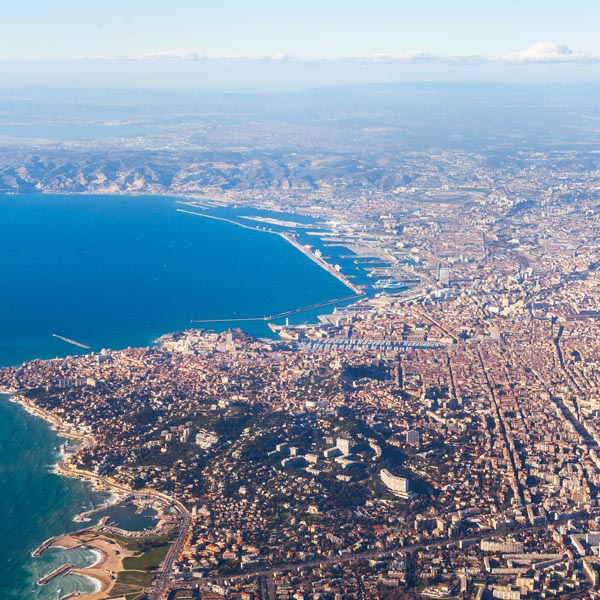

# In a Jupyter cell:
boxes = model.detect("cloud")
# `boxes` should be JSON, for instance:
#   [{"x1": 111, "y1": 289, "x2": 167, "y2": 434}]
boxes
[
  {"x1": 131, "y1": 51, "x2": 206, "y2": 61},
  {"x1": 102, "y1": 44, "x2": 600, "y2": 67},
  {"x1": 127, "y1": 51, "x2": 300, "y2": 63},
  {"x1": 123, "y1": 50, "x2": 468, "y2": 66},
  {"x1": 360, "y1": 51, "x2": 438, "y2": 63},
  {"x1": 502, "y1": 42, "x2": 597, "y2": 63}
]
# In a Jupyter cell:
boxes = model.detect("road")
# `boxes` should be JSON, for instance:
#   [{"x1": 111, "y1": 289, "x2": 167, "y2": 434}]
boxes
[
  {"x1": 54, "y1": 455, "x2": 192, "y2": 600},
  {"x1": 164, "y1": 520, "x2": 565, "y2": 597},
  {"x1": 146, "y1": 495, "x2": 192, "y2": 600}
]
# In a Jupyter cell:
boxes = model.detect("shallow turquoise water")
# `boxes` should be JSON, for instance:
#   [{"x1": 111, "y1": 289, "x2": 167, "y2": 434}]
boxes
[{"x1": 0, "y1": 394, "x2": 107, "y2": 599}]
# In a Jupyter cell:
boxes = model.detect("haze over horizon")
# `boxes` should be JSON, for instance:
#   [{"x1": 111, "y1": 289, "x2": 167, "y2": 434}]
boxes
[{"x1": 2, "y1": 0, "x2": 600, "y2": 90}]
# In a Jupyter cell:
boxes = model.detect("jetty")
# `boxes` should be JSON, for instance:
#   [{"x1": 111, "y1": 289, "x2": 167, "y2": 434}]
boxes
[
  {"x1": 52, "y1": 334, "x2": 92, "y2": 349},
  {"x1": 37, "y1": 563, "x2": 74, "y2": 585},
  {"x1": 190, "y1": 293, "x2": 363, "y2": 325},
  {"x1": 32, "y1": 537, "x2": 57, "y2": 557},
  {"x1": 176, "y1": 208, "x2": 365, "y2": 295}
]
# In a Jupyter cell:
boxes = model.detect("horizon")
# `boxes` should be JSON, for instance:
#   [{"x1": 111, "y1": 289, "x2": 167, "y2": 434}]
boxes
[
  {"x1": 2, "y1": 1, "x2": 600, "y2": 89},
  {"x1": 0, "y1": 53, "x2": 598, "y2": 91}
]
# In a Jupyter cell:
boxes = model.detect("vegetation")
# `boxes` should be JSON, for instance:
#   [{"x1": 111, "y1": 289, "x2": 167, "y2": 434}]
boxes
[
  {"x1": 116, "y1": 569, "x2": 154, "y2": 587},
  {"x1": 123, "y1": 542, "x2": 170, "y2": 571}
]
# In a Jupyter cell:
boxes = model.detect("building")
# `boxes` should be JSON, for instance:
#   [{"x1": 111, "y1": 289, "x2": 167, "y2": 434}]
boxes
[
  {"x1": 380, "y1": 469, "x2": 412, "y2": 499},
  {"x1": 406, "y1": 429, "x2": 420, "y2": 445},
  {"x1": 336, "y1": 437, "x2": 353, "y2": 455},
  {"x1": 480, "y1": 539, "x2": 524, "y2": 553}
]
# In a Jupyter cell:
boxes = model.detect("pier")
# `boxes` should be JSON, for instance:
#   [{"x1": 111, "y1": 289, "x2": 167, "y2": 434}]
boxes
[
  {"x1": 32, "y1": 537, "x2": 56, "y2": 557},
  {"x1": 37, "y1": 563, "x2": 74, "y2": 585},
  {"x1": 52, "y1": 334, "x2": 91, "y2": 349},
  {"x1": 278, "y1": 231, "x2": 364, "y2": 295}
]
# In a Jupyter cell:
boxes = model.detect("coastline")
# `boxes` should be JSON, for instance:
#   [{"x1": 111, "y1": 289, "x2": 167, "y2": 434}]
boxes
[
  {"x1": 0, "y1": 193, "x2": 360, "y2": 368},
  {"x1": 3, "y1": 391, "x2": 190, "y2": 600},
  {"x1": 176, "y1": 205, "x2": 365, "y2": 296},
  {"x1": 53, "y1": 534, "x2": 128, "y2": 600},
  {"x1": 3, "y1": 393, "x2": 126, "y2": 599},
  {"x1": 0, "y1": 193, "x2": 350, "y2": 598}
]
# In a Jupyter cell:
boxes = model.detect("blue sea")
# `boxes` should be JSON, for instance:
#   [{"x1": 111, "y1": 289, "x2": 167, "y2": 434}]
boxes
[
  {"x1": 0, "y1": 194, "x2": 349, "y2": 366},
  {"x1": 0, "y1": 193, "x2": 350, "y2": 598}
]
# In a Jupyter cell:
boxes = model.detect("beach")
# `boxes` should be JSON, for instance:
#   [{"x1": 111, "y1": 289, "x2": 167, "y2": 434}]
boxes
[
  {"x1": 45, "y1": 531, "x2": 133, "y2": 600},
  {"x1": 7, "y1": 391, "x2": 185, "y2": 600}
]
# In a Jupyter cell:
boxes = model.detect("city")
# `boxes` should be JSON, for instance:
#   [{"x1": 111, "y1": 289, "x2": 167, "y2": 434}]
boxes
[{"x1": 3, "y1": 155, "x2": 600, "y2": 598}]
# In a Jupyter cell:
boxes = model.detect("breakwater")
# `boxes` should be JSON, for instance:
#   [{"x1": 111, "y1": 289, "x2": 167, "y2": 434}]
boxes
[
  {"x1": 176, "y1": 208, "x2": 364, "y2": 295},
  {"x1": 190, "y1": 293, "x2": 363, "y2": 324},
  {"x1": 37, "y1": 563, "x2": 73, "y2": 585},
  {"x1": 52, "y1": 334, "x2": 92, "y2": 350}
]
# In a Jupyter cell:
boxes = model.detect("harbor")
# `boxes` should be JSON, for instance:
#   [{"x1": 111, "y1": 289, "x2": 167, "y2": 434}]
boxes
[{"x1": 176, "y1": 207, "x2": 365, "y2": 296}]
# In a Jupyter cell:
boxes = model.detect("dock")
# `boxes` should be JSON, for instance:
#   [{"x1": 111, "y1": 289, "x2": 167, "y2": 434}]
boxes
[
  {"x1": 177, "y1": 208, "x2": 365, "y2": 295},
  {"x1": 37, "y1": 563, "x2": 74, "y2": 585},
  {"x1": 278, "y1": 231, "x2": 364, "y2": 295}
]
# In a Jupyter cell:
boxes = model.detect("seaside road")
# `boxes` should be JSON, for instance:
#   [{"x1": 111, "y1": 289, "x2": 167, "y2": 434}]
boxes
[{"x1": 56, "y1": 458, "x2": 192, "y2": 600}]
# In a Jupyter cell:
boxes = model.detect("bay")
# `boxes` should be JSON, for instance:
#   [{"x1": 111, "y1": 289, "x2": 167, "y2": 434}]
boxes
[
  {"x1": 0, "y1": 192, "x2": 350, "y2": 597},
  {"x1": 0, "y1": 193, "x2": 349, "y2": 366}
]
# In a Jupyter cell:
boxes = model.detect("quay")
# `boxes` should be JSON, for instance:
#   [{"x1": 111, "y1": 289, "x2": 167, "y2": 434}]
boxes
[
  {"x1": 37, "y1": 563, "x2": 73, "y2": 585},
  {"x1": 52, "y1": 334, "x2": 92, "y2": 349},
  {"x1": 278, "y1": 231, "x2": 364, "y2": 295}
]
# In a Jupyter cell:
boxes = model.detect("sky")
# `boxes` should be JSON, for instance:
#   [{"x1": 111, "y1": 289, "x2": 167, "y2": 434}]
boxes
[{"x1": 1, "y1": 0, "x2": 599, "y2": 89}]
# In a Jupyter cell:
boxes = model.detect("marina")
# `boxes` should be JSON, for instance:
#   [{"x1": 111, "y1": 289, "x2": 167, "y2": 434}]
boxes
[{"x1": 301, "y1": 338, "x2": 448, "y2": 351}]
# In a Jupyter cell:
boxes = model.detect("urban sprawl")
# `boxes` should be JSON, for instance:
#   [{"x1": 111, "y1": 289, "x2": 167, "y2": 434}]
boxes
[{"x1": 3, "y1": 145, "x2": 600, "y2": 600}]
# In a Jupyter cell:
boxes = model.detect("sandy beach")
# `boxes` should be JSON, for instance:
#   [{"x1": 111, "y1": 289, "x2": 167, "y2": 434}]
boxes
[
  {"x1": 48, "y1": 531, "x2": 134, "y2": 600},
  {"x1": 9, "y1": 392, "x2": 188, "y2": 599}
]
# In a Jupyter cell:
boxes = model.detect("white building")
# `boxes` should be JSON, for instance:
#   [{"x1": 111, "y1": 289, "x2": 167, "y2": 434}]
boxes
[{"x1": 380, "y1": 469, "x2": 412, "y2": 498}]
